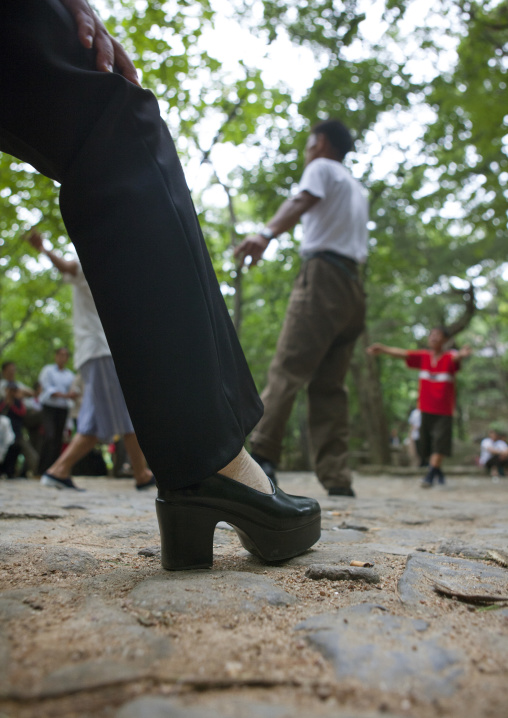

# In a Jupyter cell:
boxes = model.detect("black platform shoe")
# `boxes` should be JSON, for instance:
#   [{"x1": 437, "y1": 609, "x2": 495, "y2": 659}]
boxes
[{"x1": 156, "y1": 473, "x2": 321, "y2": 570}]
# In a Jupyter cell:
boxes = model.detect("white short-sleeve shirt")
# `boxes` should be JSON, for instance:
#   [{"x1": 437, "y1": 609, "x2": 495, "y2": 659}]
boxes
[
  {"x1": 63, "y1": 263, "x2": 111, "y2": 370},
  {"x1": 479, "y1": 437, "x2": 496, "y2": 465},
  {"x1": 298, "y1": 157, "x2": 368, "y2": 263}
]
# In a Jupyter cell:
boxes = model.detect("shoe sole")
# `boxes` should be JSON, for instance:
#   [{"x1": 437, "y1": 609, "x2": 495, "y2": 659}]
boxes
[{"x1": 156, "y1": 499, "x2": 321, "y2": 571}]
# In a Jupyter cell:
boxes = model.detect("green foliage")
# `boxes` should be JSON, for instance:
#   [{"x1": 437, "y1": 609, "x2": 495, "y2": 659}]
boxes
[{"x1": 0, "y1": 0, "x2": 507, "y2": 466}]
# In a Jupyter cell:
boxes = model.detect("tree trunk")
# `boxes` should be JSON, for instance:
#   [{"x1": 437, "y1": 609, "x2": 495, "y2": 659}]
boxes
[{"x1": 350, "y1": 331, "x2": 391, "y2": 465}]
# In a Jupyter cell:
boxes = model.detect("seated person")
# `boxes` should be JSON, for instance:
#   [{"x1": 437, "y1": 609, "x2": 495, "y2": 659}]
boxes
[{"x1": 479, "y1": 429, "x2": 508, "y2": 477}]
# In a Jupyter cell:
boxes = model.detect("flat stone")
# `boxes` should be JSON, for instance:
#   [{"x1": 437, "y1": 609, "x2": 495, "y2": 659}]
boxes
[
  {"x1": 305, "y1": 564, "x2": 380, "y2": 583},
  {"x1": 6, "y1": 596, "x2": 174, "y2": 698},
  {"x1": 0, "y1": 634, "x2": 10, "y2": 696},
  {"x1": 320, "y1": 529, "x2": 368, "y2": 544},
  {"x1": 116, "y1": 697, "x2": 221, "y2": 718},
  {"x1": 296, "y1": 603, "x2": 463, "y2": 699},
  {"x1": 360, "y1": 543, "x2": 412, "y2": 557},
  {"x1": 0, "y1": 596, "x2": 32, "y2": 621},
  {"x1": 270, "y1": 540, "x2": 382, "y2": 568},
  {"x1": 138, "y1": 546, "x2": 160, "y2": 557},
  {"x1": 0, "y1": 510, "x2": 63, "y2": 520},
  {"x1": 129, "y1": 571, "x2": 296, "y2": 614},
  {"x1": 103, "y1": 523, "x2": 158, "y2": 539},
  {"x1": 398, "y1": 552, "x2": 508, "y2": 605},
  {"x1": 0, "y1": 542, "x2": 30, "y2": 567},
  {"x1": 436, "y1": 540, "x2": 491, "y2": 560},
  {"x1": 116, "y1": 696, "x2": 385, "y2": 718},
  {"x1": 41, "y1": 546, "x2": 100, "y2": 574},
  {"x1": 38, "y1": 661, "x2": 149, "y2": 697}
]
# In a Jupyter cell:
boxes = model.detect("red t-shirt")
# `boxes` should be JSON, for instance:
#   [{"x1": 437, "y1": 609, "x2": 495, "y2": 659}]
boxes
[{"x1": 405, "y1": 350, "x2": 460, "y2": 416}]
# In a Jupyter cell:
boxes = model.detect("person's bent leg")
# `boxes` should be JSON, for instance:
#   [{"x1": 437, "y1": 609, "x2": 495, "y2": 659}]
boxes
[
  {"x1": 46, "y1": 433, "x2": 97, "y2": 478},
  {"x1": 0, "y1": 2, "x2": 320, "y2": 567},
  {"x1": 40, "y1": 433, "x2": 96, "y2": 490},
  {"x1": 123, "y1": 433, "x2": 154, "y2": 487},
  {"x1": 0, "y1": 1, "x2": 262, "y2": 489},
  {"x1": 308, "y1": 340, "x2": 356, "y2": 494},
  {"x1": 251, "y1": 261, "x2": 342, "y2": 465},
  {"x1": 38, "y1": 406, "x2": 58, "y2": 474}
]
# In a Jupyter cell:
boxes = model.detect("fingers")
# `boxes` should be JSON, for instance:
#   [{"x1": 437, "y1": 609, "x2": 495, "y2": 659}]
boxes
[
  {"x1": 93, "y1": 25, "x2": 115, "y2": 74},
  {"x1": 74, "y1": 8, "x2": 95, "y2": 49},
  {"x1": 111, "y1": 37, "x2": 141, "y2": 86},
  {"x1": 234, "y1": 237, "x2": 266, "y2": 269},
  {"x1": 63, "y1": 0, "x2": 140, "y2": 84}
]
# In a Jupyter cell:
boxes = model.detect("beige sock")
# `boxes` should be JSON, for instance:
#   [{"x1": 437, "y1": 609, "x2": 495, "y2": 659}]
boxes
[{"x1": 219, "y1": 448, "x2": 272, "y2": 494}]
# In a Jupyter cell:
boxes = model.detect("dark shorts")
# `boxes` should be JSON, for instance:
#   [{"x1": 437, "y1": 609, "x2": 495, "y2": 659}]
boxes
[{"x1": 420, "y1": 412, "x2": 453, "y2": 458}]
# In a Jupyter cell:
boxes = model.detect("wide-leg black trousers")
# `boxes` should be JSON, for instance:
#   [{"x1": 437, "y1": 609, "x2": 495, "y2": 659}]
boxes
[{"x1": 0, "y1": 0, "x2": 263, "y2": 488}]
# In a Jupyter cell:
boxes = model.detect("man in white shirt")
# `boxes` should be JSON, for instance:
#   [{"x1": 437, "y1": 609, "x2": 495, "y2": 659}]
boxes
[
  {"x1": 235, "y1": 120, "x2": 368, "y2": 497},
  {"x1": 28, "y1": 230, "x2": 155, "y2": 491},
  {"x1": 38, "y1": 347, "x2": 77, "y2": 473}
]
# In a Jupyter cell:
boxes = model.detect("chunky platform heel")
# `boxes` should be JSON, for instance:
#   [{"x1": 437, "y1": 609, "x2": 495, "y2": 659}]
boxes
[
  {"x1": 156, "y1": 499, "x2": 218, "y2": 570},
  {"x1": 156, "y1": 473, "x2": 321, "y2": 571}
]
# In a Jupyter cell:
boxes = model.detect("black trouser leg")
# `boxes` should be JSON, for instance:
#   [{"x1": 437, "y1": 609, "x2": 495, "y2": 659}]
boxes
[
  {"x1": 0, "y1": 1, "x2": 262, "y2": 488},
  {"x1": 0, "y1": 442, "x2": 22, "y2": 478},
  {"x1": 39, "y1": 406, "x2": 68, "y2": 474}
]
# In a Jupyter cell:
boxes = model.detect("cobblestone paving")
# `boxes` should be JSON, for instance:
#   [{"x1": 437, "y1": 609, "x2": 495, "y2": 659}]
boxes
[{"x1": 0, "y1": 472, "x2": 507, "y2": 718}]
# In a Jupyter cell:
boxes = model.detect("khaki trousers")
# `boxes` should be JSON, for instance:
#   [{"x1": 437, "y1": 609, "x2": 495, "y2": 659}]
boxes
[{"x1": 251, "y1": 257, "x2": 366, "y2": 490}]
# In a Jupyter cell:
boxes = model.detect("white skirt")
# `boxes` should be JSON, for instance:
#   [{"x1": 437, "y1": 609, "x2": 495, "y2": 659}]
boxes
[{"x1": 77, "y1": 356, "x2": 134, "y2": 442}]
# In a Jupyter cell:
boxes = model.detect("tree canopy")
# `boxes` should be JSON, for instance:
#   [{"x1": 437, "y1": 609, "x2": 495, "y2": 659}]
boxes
[{"x1": 1, "y1": 0, "x2": 506, "y2": 464}]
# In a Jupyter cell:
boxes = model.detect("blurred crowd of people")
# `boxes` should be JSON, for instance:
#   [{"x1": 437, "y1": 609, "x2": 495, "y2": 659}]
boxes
[
  {"x1": 0, "y1": 356, "x2": 141, "y2": 486},
  {"x1": 0, "y1": 354, "x2": 77, "y2": 478}
]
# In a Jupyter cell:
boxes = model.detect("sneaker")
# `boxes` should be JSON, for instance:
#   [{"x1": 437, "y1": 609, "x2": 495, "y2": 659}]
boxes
[
  {"x1": 328, "y1": 486, "x2": 356, "y2": 497},
  {"x1": 251, "y1": 452, "x2": 278, "y2": 485},
  {"x1": 421, "y1": 468, "x2": 434, "y2": 489},
  {"x1": 41, "y1": 473, "x2": 85, "y2": 491}
]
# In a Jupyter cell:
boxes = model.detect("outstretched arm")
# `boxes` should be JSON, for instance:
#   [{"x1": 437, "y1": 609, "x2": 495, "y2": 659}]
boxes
[
  {"x1": 26, "y1": 230, "x2": 79, "y2": 276},
  {"x1": 234, "y1": 191, "x2": 320, "y2": 268},
  {"x1": 367, "y1": 343, "x2": 409, "y2": 359},
  {"x1": 60, "y1": 0, "x2": 140, "y2": 86},
  {"x1": 455, "y1": 345, "x2": 472, "y2": 360}
]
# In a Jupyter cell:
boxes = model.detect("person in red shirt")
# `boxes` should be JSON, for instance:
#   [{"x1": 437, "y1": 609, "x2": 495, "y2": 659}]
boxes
[{"x1": 368, "y1": 327, "x2": 472, "y2": 487}]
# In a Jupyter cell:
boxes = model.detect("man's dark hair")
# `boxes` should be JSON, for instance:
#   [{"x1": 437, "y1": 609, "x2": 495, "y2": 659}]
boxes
[
  {"x1": 1, "y1": 361, "x2": 15, "y2": 373},
  {"x1": 311, "y1": 119, "x2": 354, "y2": 160}
]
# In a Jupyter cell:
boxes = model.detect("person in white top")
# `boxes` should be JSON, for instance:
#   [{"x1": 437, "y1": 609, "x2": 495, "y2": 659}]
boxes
[
  {"x1": 235, "y1": 119, "x2": 368, "y2": 497},
  {"x1": 38, "y1": 347, "x2": 77, "y2": 474},
  {"x1": 28, "y1": 230, "x2": 155, "y2": 491},
  {"x1": 408, "y1": 407, "x2": 422, "y2": 467},
  {"x1": 479, "y1": 429, "x2": 508, "y2": 477}
]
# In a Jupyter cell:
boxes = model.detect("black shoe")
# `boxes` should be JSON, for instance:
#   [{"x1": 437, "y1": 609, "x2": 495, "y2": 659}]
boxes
[
  {"x1": 436, "y1": 468, "x2": 446, "y2": 485},
  {"x1": 136, "y1": 475, "x2": 157, "y2": 491},
  {"x1": 40, "y1": 473, "x2": 85, "y2": 491},
  {"x1": 328, "y1": 486, "x2": 356, "y2": 497},
  {"x1": 421, "y1": 468, "x2": 435, "y2": 488},
  {"x1": 156, "y1": 473, "x2": 321, "y2": 570},
  {"x1": 251, "y1": 452, "x2": 278, "y2": 485}
]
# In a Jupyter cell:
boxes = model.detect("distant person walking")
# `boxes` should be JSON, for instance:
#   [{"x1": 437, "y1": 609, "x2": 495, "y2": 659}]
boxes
[
  {"x1": 28, "y1": 230, "x2": 155, "y2": 490},
  {"x1": 368, "y1": 327, "x2": 471, "y2": 487},
  {"x1": 38, "y1": 347, "x2": 77, "y2": 474},
  {"x1": 235, "y1": 119, "x2": 368, "y2": 497},
  {"x1": 407, "y1": 406, "x2": 423, "y2": 467}
]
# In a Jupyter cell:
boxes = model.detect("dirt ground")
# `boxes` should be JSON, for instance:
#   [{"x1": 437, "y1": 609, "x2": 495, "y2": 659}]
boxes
[{"x1": 0, "y1": 472, "x2": 507, "y2": 718}]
